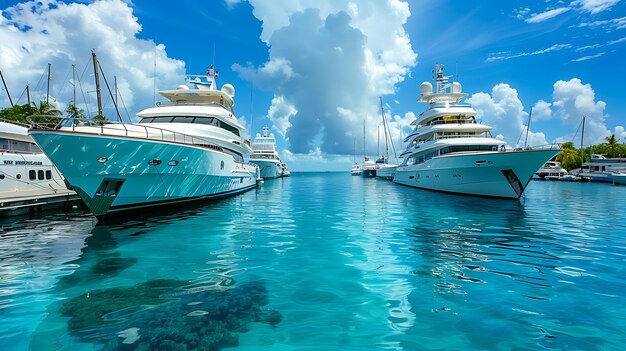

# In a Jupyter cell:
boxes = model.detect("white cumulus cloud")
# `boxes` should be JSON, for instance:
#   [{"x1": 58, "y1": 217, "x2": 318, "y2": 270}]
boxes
[
  {"x1": 234, "y1": 0, "x2": 417, "y2": 155},
  {"x1": 467, "y1": 83, "x2": 548, "y2": 148},
  {"x1": 0, "y1": 0, "x2": 185, "y2": 119},
  {"x1": 574, "y1": 0, "x2": 621, "y2": 14}
]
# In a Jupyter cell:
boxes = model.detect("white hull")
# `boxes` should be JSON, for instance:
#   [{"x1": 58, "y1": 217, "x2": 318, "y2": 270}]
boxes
[
  {"x1": 250, "y1": 159, "x2": 283, "y2": 179},
  {"x1": 612, "y1": 174, "x2": 626, "y2": 185},
  {"x1": 0, "y1": 151, "x2": 77, "y2": 216},
  {"x1": 30, "y1": 131, "x2": 258, "y2": 216},
  {"x1": 376, "y1": 165, "x2": 398, "y2": 180},
  {"x1": 394, "y1": 150, "x2": 559, "y2": 199}
]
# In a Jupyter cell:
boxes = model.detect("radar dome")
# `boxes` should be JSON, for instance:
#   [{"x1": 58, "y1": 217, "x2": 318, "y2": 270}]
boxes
[
  {"x1": 270, "y1": 133, "x2": 275, "y2": 137},
  {"x1": 221, "y1": 84, "x2": 235, "y2": 98},
  {"x1": 256, "y1": 133, "x2": 261, "y2": 138},
  {"x1": 420, "y1": 82, "x2": 433, "y2": 96},
  {"x1": 177, "y1": 85, "x2": 189, "y2": 90},
  {"x1": 451, "y1": 82, "x2": 462, "y2": 93}
]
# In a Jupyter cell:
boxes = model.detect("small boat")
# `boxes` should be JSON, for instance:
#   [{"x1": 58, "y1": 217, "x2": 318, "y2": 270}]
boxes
[
  {"x1": 1, "y1": 120, "x2": 78, "y2": 216},
  {"x1": 535, "y1": 160, "x2": 568, "y2": 180},
  {"x1": 350, "y1": 163, "x2": 362, "y2": 176},
  {"x1": 281, "y1": 163, "x2": 291, "y2": 177},
  {"x1": 570, "y1": 154, "x2": 626, "y2": 183},
  {"x1": 393, "y1": 64, "x2": 560, "y2": 199}
]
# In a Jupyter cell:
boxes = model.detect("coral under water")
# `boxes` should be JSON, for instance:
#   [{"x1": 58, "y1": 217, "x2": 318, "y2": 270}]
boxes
[{"x1": 61, "y1": 280, "x2": 281, "y2": 351}]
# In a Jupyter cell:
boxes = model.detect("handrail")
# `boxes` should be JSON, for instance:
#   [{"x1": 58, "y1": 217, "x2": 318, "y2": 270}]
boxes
[
  {"x1": 28, "y1": 115, "x2": 231, "y2": 152},
  {"x1": 0, "y1": 118, "x2": 31, "y2": 128}
]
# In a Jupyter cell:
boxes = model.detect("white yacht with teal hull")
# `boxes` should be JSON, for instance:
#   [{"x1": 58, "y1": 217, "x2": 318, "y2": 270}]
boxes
[
  {"x1": 394, "y1": 64, "x2": 560, "y2": 199},
  {"x1": 250, "y1": 127, "x2": 286, "y2": 179},
  {"x1": 29, "y1": 71, "x2": 259, "y2": 216}
]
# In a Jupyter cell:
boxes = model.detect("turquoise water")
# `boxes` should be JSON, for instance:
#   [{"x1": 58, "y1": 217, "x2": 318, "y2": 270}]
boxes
[{"x1": 1, "y1": 173, "x2": 626, "y2": 350}]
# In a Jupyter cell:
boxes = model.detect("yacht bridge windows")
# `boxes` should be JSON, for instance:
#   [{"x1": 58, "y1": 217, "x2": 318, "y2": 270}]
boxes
[{"x1": 139, "y1": 116, "x2": 240, "y2": 136}]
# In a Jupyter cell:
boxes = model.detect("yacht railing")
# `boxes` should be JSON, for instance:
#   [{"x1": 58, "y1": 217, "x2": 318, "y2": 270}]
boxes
[
  {"x1": 0, "y1": 118, "x2": 31, "y2": 128},
  {"x1": 28, "y1": 116, "x2": 228, "y2": 152}
]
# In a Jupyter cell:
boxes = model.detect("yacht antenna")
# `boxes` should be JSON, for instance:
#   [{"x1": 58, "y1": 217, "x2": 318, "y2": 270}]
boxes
[
  {"x1": 91, "y1": 50, "x2": 103, "y2": 117},
  {"x1": 523, "y1": 107, "x2": 533, "y2": 149},
  {"x1": 46, "y1": 63, "x2": 51, "y2": 105},
  {"x1": 0, "y1": 68, "x2": 14, "y2": 107}
]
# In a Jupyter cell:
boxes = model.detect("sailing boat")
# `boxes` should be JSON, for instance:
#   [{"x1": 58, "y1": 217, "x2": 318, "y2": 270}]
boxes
[
  {"x1": 350, "y1": 138, "x2": 361, "y2": 175},
  {"x1": 375, "y1": 97, "x2": 399, "y2": 180}
]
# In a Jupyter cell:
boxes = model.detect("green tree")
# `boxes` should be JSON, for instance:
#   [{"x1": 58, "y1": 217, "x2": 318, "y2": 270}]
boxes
[
  {"x1": 65, "y1": 104, "x2": 85, "y2": 119},
  {"x1": 605, "y1": 134, "x2": 618, "y2": 158},
  {"x1": 0, "y1": 104, "x2": 36, "y2": 124},
  {"x1": 556, "y1": 146, "x2": 581, "y2": 171}
]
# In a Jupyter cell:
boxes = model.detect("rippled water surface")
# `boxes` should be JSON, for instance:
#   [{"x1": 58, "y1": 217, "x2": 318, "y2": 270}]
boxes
[{"x1": 1, "y1": 173, "x2": 626, "y2": 350}]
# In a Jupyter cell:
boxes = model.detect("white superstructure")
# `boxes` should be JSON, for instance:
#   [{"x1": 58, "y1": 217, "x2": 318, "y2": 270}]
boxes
[
  {"x1": 535, "y1": 160, "x2": 568, "y2": 180},
  {"x1": 29, "y1": 71, "x2": 259, "y2": 217},
  {"x1": 394, "y1": 64, "x2": 560, "y2": 199},
  {"x1": 250, "y1": 127, "x2": 286, "y2": 179},
  {"x1": 571, "y1": 154, "x2": 626, "y2": 182},
  {"x1": 1, "y1": 121, "x2": 76, "y2": 215}
]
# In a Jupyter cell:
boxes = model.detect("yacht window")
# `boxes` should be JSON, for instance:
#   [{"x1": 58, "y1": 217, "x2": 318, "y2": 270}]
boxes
[
  {"x1": 29, "y1": 170, "x2": 36, "y2": 180},
  {"x1": 46, "y1": 170, "x2": 52, "y2": 179},
  {"x1": 172, "y1": 116, "x2": 195, "y2": 123},
  {"x1": 38, "y1": 170, "x2": 44, "y2": 180},
  {"x1": 152, "y1": 116, "x2": 175, "y2": 123},
  {"x1": 220, "y1": 122, "x2": 240, "y2": 137},
  {"x1": 140, "y1": 117, "x2": 155, "y2": 123},
  {"x1": 194, "y1": 117, "x2": 218, "y2": 125}
]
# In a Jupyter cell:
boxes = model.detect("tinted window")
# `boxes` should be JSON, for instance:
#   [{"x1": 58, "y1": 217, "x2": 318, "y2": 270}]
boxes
[
  {"x1": 172, "y1": 116, "x2": 195, "y2": 123},
  {"x1": 29, "y1": 170, "x2": 36, "y2": 180},
  {"x1": 38, "y1": 170, "x2": 44, "y2": 180},
  {"x1": 152, "y1": 116, "x2": 175, "y2": 123},
  {"x1": 46, "y1": 170, "x2": 52, "y2": 179}
]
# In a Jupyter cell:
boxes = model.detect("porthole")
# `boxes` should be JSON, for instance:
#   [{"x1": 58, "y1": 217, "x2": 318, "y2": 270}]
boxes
[
  {"x1": 148, "y1": 159, "x2": 162, "y2": 166},
  {"x1": 16, "y1": 174, "x2": 21, "y2": 179},
  {"x1": 220, "y1": 161, "x2": 224, "y2": 170},
  {"x1": 168, "y1": 160, "x2": 179, "y2": 166},
  {"x1": 97, "y1": 157, "x2": 108, "y2": 163},
  {"x1": 0, "y1": 174, "x2": 4, "y2": 180}
]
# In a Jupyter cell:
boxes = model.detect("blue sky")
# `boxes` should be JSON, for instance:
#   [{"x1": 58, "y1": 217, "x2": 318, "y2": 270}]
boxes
[{"x1": 1, "y1": 0, "x2": 625, "y2": 171}]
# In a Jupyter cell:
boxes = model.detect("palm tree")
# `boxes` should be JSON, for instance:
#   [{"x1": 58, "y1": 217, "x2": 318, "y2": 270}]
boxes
[
  {"x1": 556, "y1": 147, "x2": 581, "y2": 171},
  {"x1": 29, "y1": 101, "x2": 62, "y2": 125},
  {"x1": 605, "y1": 134, "x2": 618, "y2": 158}
]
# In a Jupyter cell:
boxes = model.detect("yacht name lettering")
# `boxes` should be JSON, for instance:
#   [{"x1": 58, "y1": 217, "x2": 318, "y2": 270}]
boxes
[{"x1": 3, "y1": 160, "x2": 43, "y2": 165}]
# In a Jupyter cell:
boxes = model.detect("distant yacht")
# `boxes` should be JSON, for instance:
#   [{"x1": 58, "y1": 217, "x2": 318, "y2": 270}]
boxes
[
  {"x1": 571, "y1": 154, "x2": 626, "y2": 182},
  {"x1": 1, "y1": 120, "x2": 77, "y2": 215},
  {"x1": 29, "y1": 69, "x2": 259, "y2": 217},
  {"x1": 350, "y1": 163, "x2": 361, "y2": 176},
  {"x1": 281, "y1": 162, "x2": 291, "y2": 177},
  {"x1": 393, "y1": 64, "x2": 560, "y2": 199},
  {"x1": 535, "y1": 160, "x2": 568, "y2": 180},
  {"x1": 250, "y1": 127, "x2": 286, "y2": 179}
]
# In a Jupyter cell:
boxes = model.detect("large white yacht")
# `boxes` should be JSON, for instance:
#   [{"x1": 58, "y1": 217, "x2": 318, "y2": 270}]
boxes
[
  {"x1": 29, "y1": 72, "x2": 259, "y2": 217},
  {"x1": 570, "y1": 154, "x2": 626, "y2": 182},
  {"x1": 250, "y1": 126, "x2": 286, "y2": 179},
  {"x1": 1, "y1": 120, "x2": 77, "y2": 215},
  {"x1": 393, "y1": 64, "x2": 560, "y2": 199}
]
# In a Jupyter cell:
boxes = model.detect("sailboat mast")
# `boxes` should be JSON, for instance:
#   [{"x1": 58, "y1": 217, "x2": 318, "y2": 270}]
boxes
[
  {"x1": 72, "y1": 64, "x2": 77, "y2": 107},
  {"x1": 377, "y1": 125, "x2": 380, "y2": 158},
  {"x1": 580, "y1": 116, "x2": 586, "y2": 164},
  {"x1": 0, "y1": 69, "x2": 14, "y2": 107},
  {"x1": 380, "y1": 96, "x2": 389, "y2": 160},
  {"x1": 46, "y1": 63, "x2": 51, "y2": 105},
  {"x1": 26, "y1": 85, "x2": 31, "y2": 106},
  {"x1": 92, "y1": 50, "x2": 103, "y2": 117},
  {"x1": 523, "y1": 107, "x2": 533, "y2": 149},
  {"x1": 363, "y1": 119, "x2": 366, "y2": 159}
]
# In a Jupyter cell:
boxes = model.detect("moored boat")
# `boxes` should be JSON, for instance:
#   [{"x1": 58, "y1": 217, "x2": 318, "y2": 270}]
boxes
[
  {"x1": 1, "y1": 120, "x2": 78, "y2": 216},
  {"x1": 29, "y1": 69, "x2": 259, "y2": 217},
  {"x1": 393, "y1": 64, "x2": 560, "y2": 199},
  {"x1": 250, "y1": 127, "x2": 286, "y2": 179}
]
